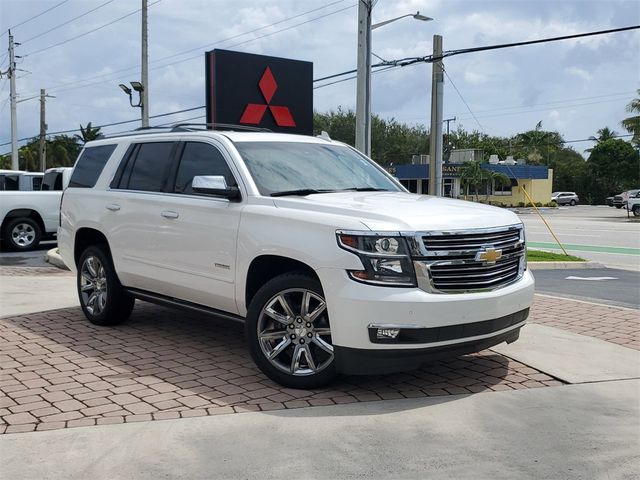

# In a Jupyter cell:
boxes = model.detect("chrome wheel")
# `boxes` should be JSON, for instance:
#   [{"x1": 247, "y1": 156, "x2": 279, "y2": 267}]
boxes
[
  {"x1": 257, "y1": 288, "x2": 333, "y2": 376},
  {"x1": 11, "y1": 222, "x2": 36, "y2": 247},
  {"x1": 80, "y1": 256, "x2": 108, "y2": 315}
]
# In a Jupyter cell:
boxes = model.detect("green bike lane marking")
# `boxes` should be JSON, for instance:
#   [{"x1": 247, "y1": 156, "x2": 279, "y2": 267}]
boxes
[{"x1": 528, "y1": 241, "x2": 640, "y2": 255}]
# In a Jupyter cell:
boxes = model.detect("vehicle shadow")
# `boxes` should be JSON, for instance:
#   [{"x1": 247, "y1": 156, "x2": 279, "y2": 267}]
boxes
[{"x1": 0, "y1": 302, "x2": 547, "y2": 424}]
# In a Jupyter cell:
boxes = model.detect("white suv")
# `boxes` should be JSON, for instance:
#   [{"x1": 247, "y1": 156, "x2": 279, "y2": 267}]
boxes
[{"x1": 59, "y1": 125, "x2": 534, "y2": 388}]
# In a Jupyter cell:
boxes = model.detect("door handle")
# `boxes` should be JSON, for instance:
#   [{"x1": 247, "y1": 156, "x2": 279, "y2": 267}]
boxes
[
  {"x1": 161, "y1": 210, "x2": 179, "y2": 219},
  {"x1": 106, "y1": 204, "x2": 121, "y2": 212}
]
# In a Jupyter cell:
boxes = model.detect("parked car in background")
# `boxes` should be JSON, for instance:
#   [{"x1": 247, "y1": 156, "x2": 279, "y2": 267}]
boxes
[
  {"x1": 606, "y1": 196, "x2": 614, "y2": 207},
  {"x1": 613, "y1": 189, "x2": 640, "y2": 209},
  {"x1": 627, "y1": 190, "x2": 640, "y2": 217},
  {"x1": 0, "y1": 170, "x2": 44, "y2": 191},
  {"x1": 0, "y1": 167, "x2": 72, "y2": 251},
  {"x1": 551, "y1": 191, "x2": 579, "y2": 206}
]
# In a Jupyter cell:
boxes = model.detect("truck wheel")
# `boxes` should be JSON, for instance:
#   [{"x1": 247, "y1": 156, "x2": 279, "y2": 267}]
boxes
[
  {"x1": 77, "y1": 245, "x2": 134, "y2": 326},
  {"x1": 3, "y1": 217, "x2": 42, "y2": 251},
  {"x1": 616, "y1": 205, "x2": 622, "y2": 209},
  {"x1": 633, "y1": 206, "x2": 640, "y2": 217},
  {"x1": 246, "y1": 273, "x2": 337, "y2": 389}
]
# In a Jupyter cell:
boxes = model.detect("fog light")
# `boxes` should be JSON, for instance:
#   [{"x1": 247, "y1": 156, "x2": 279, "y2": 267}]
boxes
[{"x1": 377, "y1": 328, "x2": 400, "y2": 340}]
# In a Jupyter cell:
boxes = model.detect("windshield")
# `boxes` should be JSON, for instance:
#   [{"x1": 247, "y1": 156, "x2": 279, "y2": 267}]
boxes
[{"x1": 234, "y1": 141, "x2": 402, "y2": 196}]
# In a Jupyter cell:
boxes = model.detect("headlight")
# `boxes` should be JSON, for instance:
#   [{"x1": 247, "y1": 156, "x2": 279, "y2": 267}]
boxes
[{"x1": 337, "y1": 232, "x2": 416, "y2": 287}]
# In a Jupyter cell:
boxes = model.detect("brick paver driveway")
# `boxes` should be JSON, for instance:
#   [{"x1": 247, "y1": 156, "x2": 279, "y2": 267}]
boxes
[{"x1": 1, "y1": 292, "x2": 635, "y2": 434}]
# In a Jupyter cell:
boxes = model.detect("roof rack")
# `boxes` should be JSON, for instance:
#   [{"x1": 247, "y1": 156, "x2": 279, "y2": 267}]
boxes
[
  {"x1": 100, "y1": 123, "x2": 271, "y2": 139},
  {"x1": 170, "y1": 123, "x2": 272, "y2": 133}
]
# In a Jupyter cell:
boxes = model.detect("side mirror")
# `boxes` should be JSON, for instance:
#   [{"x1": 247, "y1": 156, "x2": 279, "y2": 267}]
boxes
[{"x1": 192, "y1": 175, "x2": 240, "y2": 200}]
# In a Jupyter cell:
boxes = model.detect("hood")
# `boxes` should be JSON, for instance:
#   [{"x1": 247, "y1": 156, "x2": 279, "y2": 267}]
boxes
[{"x1": 272, "y1": 191, "x2": 521, "y2": 231}]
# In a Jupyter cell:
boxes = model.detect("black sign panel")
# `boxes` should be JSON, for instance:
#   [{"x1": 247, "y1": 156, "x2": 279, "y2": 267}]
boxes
[{"x1": 206, "y1": 49, "x2": 313, "y2": 135}]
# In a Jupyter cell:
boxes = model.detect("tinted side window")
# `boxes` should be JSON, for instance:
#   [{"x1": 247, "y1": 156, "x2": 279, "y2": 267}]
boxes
[
  {"x1": 32, "y1": 177, "x2": 43, "y2": 190},
  {"x1": 3, "y1": 175, "x2": 19, "y2": 190},
  {"x1": 126, "y1": 142, "x2": 175, "y2": 192},
  {"x1": 174, "y1": 142, "x2": 236, "y2": 195},
  {"x1": 41, "y1": 171, "x2": 63, "y2": 191},
  {"x1": 69, "y1": 145, "x2": 117, "y2": 188}
]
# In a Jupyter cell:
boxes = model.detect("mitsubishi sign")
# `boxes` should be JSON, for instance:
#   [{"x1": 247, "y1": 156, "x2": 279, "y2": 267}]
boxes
[{"x1": 205, "y1": 49, "x2": 313, "y2": 135}]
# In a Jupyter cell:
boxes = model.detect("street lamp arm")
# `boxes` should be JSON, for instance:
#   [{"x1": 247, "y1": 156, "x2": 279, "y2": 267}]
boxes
[{"x1": 372, "y1": 11, "x2": 432, "y2": 30}]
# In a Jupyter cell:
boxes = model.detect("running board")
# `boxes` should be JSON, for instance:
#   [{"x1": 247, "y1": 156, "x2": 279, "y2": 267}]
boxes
[{"x1": 124, "y1": 288, "x2": 245, "y2": 324}]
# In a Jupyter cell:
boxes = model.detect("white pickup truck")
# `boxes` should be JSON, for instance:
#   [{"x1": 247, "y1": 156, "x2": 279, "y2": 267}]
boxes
[
  {"x1": 0, "y1": 167, "x2": 72, "y2": 251},
  {"x1": 627, "y1": 190, "x2": 640, "y2": 216}
]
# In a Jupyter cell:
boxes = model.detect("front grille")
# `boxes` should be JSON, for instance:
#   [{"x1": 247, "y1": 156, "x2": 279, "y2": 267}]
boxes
[{"x1": 416, "y1": 226, "x2": 525, "y2": 293}]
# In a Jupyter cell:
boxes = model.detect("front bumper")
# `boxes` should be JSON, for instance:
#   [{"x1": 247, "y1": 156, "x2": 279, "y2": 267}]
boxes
[
  {"x1": 335, "y1": 323, "x2": 523, "y2": 375},
  {"x1": 315, "y1": 267, "x2": 534, "y2": 353}
]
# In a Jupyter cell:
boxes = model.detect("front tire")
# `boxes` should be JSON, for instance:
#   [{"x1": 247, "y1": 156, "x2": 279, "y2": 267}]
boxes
[
  {"x1": 77, "y1": 245, "x2": 134, "y2": 326},
  {"x1": 633, "y1": 205, "x2": 640, "y2": 217},
  {"x1": 3, "y1": 217, "x2": 41, "y2": 251},
  {"x1": 246, "y1": 273, "x2": 337, "y2": 389}
]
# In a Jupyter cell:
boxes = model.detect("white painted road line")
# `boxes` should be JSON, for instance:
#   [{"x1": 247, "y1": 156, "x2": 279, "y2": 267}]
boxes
[{"x1": 564, "y1": 276, "x2": 619, "y2": 281}]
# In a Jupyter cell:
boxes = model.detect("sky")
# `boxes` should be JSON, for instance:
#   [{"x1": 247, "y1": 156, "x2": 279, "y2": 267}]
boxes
[{"x1": 0, "y1": 0, "x2": 639, "y2": 156}]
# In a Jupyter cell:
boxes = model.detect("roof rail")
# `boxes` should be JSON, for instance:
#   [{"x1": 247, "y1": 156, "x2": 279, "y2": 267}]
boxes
[
  {"x1": 171, "y1": 123, "x2": 272, "y2": 133},
  {"x1": 99, "y1": 123, "x2": 271, "y2": 140}
]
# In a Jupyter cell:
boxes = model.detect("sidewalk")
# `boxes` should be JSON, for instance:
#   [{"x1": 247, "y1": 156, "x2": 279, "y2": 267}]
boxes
[{"x1": 1, "y1": 380, "x2": 638, "y2": 479}]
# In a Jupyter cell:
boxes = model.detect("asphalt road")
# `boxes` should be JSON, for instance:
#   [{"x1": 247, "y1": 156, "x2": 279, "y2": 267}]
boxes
[
  {"x1": 0, "y1": 241, "x2": 55, "y2": 267},
  {"x1": 519, "y1": 205, "x2": 640, "y2": 271},
  {"x1": 533, "y1": 267, "x2": 640, "y2": 309}
]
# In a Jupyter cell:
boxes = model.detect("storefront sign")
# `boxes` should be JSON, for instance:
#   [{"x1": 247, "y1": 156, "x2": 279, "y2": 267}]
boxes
[{"x1": 205, "y1": 49, "x2": 313, "y2": 134}]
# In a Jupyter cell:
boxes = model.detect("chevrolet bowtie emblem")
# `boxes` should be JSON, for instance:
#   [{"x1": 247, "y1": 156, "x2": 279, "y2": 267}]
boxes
[{"x1": 476, "y1": 248, "x2": 502, "y2": 264}]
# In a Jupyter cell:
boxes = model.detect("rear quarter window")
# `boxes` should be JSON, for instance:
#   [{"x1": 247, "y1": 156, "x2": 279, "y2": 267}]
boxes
[{"x1": 68, "y1": 144, "x2": 117, "y2": 188}]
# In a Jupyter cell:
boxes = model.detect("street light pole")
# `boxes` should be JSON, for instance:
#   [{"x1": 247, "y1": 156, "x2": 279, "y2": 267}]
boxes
[
  {"x1": 141, "y1": 0, "x2": 149, "y2": 127},
  {"x1": 355, "y1": 0, "x2": 372, "y2": 156},
  {"x1": 355, "y1": 8, "x2": 432, "y2": 157}
]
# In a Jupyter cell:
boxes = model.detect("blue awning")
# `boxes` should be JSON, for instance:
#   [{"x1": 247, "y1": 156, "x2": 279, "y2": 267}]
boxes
[{"x1": 393, "y1": 163, "x2": 548, "y2": 180}]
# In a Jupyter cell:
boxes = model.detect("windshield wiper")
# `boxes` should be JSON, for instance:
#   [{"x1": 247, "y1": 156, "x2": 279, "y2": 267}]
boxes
[
  {"x1": 270, "y1": 188, "x2": 338, "y2": 197},
  {"x1": 341, "y1": 187, "x2": 390, "y2": 192}
]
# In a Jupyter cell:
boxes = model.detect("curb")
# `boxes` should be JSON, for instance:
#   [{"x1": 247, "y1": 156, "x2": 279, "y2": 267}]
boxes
[
  {"x1": 45, "y1": 248, "x2": 70, "y2": 271},
  {"x1": 528, "y1": 261, "x2": 605, "y2": 270}
]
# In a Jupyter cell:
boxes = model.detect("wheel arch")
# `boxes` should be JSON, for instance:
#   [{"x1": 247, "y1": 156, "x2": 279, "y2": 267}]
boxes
[
  {"x1": 244, "y1": 255, "x2": 320, "y2": 313},
  {"x1": 74, "y1": 228, "x2": 111, "y2": 268},
  {"x1": 1, "y1": 209, "x2": 46, "y2": 236}
]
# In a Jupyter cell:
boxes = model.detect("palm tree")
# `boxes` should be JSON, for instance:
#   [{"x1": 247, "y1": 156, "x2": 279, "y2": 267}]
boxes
[
  {"x1": 621, "y1": 90, "x2": 640, "y2": 146},
  {"x1": 585, "y1": 127, "x2": 619, "y2": 152},
  {"x1": 460, "y1": 160, "x2": 487, "y2": 201},
  {"x1": 74, "y1": 122, "x2": 102, "y2": 144},
  {"x1": 515, "y1": 121, "x2": 563, "y2": 164},
  {"x1": 485, "y1": 170, "x2": 511, "y2": 200}
]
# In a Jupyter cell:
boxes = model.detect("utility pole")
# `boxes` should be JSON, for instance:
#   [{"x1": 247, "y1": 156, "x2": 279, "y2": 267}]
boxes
[
  {"x1": 428, "y1": 34, "x2": 444, "y2": 196},
  {"x1": 38, "y1": 90, "x2": 55, "y2": 172},
  {"x1": 141, "y1": 0, "x2": 149, "y2": 127},
  {"x1": 8, "y1": 31, "x2": 18, "y2": 170},
  {"x1": 443, "y1": 116, "x2": 456, "y2": 137},
  {"x1": 355, "y1": 0, "x2": 372, "y2": 156}
]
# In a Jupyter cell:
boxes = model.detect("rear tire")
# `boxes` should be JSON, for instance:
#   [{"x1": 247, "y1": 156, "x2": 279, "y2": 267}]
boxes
[
  {"x1": 246, "y1": 272, "x2": 337, "y2": 389},
  {"x1": 77, "y1": 245, "x2": 134, "y2": 326},
  {"x1": 616, "y1": 205, "x2": 622, "y2": 209},
  {"x1": 2, "y1": 217, "x2": 41, "y2": 251},
  {"x1": 570, "y1": 199, "x2": 576, "y2": 206}
]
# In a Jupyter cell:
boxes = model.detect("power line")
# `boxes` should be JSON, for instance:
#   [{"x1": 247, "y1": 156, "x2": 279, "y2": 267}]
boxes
[
  {"x1": 1, "y1": 0, "x2": 70, "y2": 36},
  {"x1": 20, "y1": 0, "x2": 117, "y2": 45},
  {"x1": 22, "y1": 0, "x2": 163, "y2": 57},
  {"x1": 22, "y1": 0, "x2": 352, "y2": 97},
  {"x1": 443, "y1": 67, "x2": 486, "y2": 133}
]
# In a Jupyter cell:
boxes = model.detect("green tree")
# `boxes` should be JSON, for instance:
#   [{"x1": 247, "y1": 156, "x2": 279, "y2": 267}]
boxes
[
  {"x1": 484, "y1": 170, "x2": 510, "y2": 200},
  {"x1": 74, "y1": 122, "x2": 102, "y2": 144},
  {"x1": 585, "y1": 127, "x2": 618, "y2": 153},
  {"x1": 514, "y1": 121, "x2": 564, "y2": 165},
  {"x1": 621, "y1": 89, "x2": 640, "y2": 146},
  {"x1": 459, "y1": 160, "x2": 487, "y2": 201},
  {"x1": 585, "y1": 139, "x2": 640, "y2": 204},
  {"x1": 547, "y1": 147, "x2": 587, "y2": 194}
]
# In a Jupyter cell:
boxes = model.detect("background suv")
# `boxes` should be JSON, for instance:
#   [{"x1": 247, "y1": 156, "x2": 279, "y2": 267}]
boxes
[
  {"x1": 59, "y1": 125, "x2": 534, "y2": 388},
  {"x1": 551, "y1": 191, "x2": 579, "y2": 206}
]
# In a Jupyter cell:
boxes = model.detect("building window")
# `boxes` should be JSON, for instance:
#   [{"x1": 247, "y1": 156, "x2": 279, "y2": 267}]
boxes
[{"x1": 492, "y1": 178, "x2": 517, "y2": 196}]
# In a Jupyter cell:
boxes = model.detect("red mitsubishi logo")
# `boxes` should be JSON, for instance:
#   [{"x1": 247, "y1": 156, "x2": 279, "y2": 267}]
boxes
[{"x1": 239, "y1": 67, "x2": 296, "y2": 127}]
